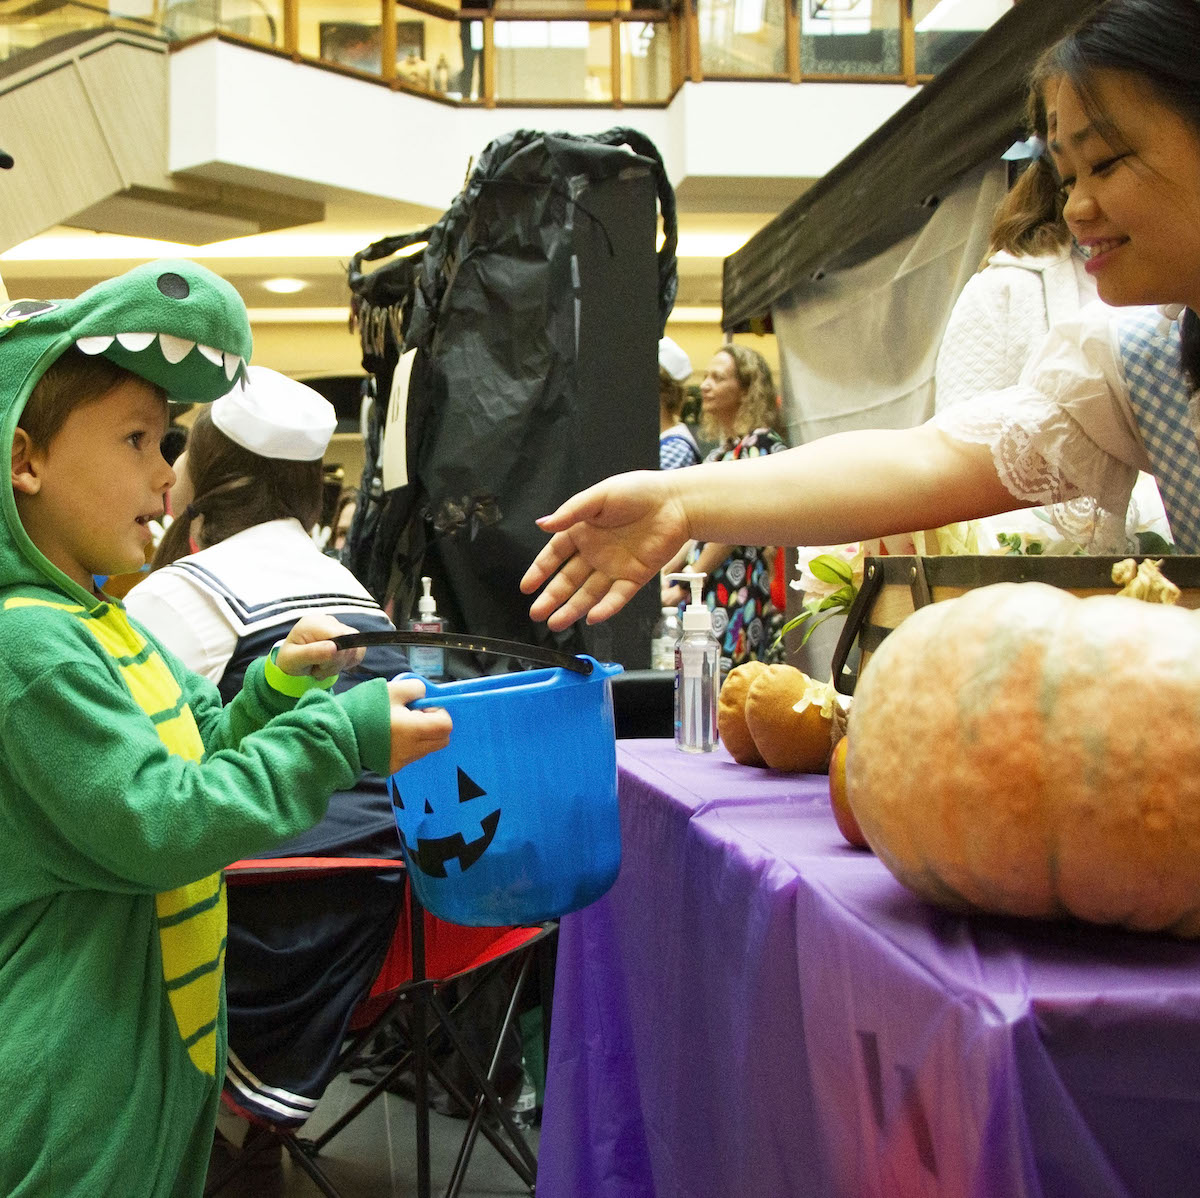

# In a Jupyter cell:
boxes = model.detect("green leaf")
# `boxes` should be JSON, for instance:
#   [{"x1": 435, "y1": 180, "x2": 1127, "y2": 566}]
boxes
[
  {"x1": 777, "y1": 612, "x2": 814, "y2": 640},
  {"x1": 1136, "y1": 530, "x2": 1175, "y2": 555},
  {"x1": 806, "y1": 554, "x2": 854, "y2": 586},
  {"x1": 775, "y1": 570, "x2": 859, "y2": 651},
  {"x1": 798, "y1": 610, "x2": 842, "y2": 647}
]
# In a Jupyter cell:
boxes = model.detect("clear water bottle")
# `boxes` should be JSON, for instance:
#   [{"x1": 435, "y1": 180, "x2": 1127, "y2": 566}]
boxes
[
  {"x1": 650, "y1": 606, "x2": 680, "y2": 671},
  {"x1": 511, "y1": 1069, "x2": 538, "y2": 1129}
]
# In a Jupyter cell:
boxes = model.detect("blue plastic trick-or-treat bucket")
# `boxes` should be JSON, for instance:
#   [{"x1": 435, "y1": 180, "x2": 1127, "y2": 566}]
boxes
[{"x1": 386, "y1": 656, "x2": 624, "y2": 927}]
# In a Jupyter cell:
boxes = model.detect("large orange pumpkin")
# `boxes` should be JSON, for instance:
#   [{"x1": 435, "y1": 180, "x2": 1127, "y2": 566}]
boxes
[{"x1": 847, "y1": 582, "x2": 1200, "y2": 936}]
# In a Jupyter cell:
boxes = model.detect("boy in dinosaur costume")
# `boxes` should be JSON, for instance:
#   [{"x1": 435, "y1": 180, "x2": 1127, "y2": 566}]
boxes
[{"x1": 0, "y1": 260, "x2": 452, "y2": 1197}]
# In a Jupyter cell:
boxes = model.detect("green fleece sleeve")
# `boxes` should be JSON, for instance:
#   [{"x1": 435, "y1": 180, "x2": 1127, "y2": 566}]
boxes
[
  {"x1": 0, "y1": 658, "x2": 389, "y2": 896},
  {"x1": 176, "y1": 654, "x2": 391, "y2": 777}
]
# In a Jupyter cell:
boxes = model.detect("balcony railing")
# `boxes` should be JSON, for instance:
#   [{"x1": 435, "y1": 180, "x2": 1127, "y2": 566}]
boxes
[{"x1": 0, "y1": 0, "x2": 1015, "y2": 105}]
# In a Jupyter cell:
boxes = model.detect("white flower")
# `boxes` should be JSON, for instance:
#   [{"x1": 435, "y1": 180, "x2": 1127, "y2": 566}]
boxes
[{"x1": 791, "y1": 543, "x2": 864, "y2": 601}]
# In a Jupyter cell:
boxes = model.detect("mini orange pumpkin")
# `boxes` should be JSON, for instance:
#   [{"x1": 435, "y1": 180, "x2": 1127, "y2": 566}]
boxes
[
  {"x1": 828, "y1": 736, "x2": 868, "y2": 849},
  {"x1": 717, "y1": 661, "x2": 770, "y2": 766},
  {"x1": 848, "y1": 582, "x2": 1200, "y2": 936},
  {"x1": 744, "y1": 664, "x2": 837, "y2": 773}
]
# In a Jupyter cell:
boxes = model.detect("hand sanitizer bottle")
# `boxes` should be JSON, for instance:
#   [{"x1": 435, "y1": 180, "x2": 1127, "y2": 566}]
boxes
[
  {"x1": 650, "y1": 606, "x2": 681, "y2": 671},
  {"x1": 407, "y1": 576, "x2": 445, "y2": 680},
  {"x1": 665, "y1": 572, "x2": 719, "y2": 753}
]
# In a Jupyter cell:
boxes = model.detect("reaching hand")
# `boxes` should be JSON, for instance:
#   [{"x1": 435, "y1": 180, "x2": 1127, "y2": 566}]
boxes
[
  {"x1": 385, "y1": 676, "x2": 453, "y2": 774},
  {"x1": 520, "y1": 471, "x2": 690, "y2": 630},
  {"x1": 275, "y1": 615, "x2": 366, "y2": 679}
]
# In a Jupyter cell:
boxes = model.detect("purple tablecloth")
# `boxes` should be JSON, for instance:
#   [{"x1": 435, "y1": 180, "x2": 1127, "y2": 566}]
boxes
[{"x1": 537, "y1": 740, "x2": 1200, "y2": 1198}]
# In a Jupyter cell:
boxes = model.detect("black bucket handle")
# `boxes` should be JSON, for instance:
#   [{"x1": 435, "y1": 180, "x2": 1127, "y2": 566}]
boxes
[
  {"x1": 332, "y1": 629, "x2": 594, "y2": 675},
  {"x1": 829, "y1": 556, "x2": 883, "y2": 695}
]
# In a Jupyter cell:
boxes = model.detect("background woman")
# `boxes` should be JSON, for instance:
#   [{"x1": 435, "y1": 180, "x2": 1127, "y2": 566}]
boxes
[
  {"x1": 658, "y1": 335, "x2": 701, "y2": 470},
  {"x1": 935, "y1": 78, "x2": 1094, "y2": 413},
  {"x1": 664, "y1": 343, "x2": 788, "y2": 671}
]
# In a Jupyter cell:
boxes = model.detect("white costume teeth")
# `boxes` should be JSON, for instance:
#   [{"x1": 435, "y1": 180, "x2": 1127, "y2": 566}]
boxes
[
  {"x1": 72, "y1": 332, "x2": 242, "y2": 378},
  {"x1": 158, "y1": 334, "x2": 195, "y2": 364}
]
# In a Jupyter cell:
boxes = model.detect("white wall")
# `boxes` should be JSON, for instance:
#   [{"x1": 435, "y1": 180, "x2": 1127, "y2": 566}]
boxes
[{"x1": 168, "y1": 40, "x2": 915, "y2": 208}]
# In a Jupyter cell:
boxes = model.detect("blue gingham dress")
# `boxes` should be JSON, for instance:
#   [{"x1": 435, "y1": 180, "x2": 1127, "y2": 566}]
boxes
[{"x1": 1117, "y1": 309, "x2": 1200, "y2": 552}]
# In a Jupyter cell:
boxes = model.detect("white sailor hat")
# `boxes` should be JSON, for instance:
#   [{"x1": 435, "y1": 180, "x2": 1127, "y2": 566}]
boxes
[
  {"x1": 658, "y1": 336, "x2": 692, "y2": 383},
  {"x1": 211, "y1": 366, "x2": 338, "y2": 461}
]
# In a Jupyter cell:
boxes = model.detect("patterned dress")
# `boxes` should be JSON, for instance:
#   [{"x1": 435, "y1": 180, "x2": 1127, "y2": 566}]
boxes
[{"x1": 694, "y1": 427, "x2": 788, "y2": 672}]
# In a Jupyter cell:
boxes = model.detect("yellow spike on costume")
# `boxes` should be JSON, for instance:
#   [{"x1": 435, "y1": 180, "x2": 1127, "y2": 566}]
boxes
[{"x1": 77, "y1": 605, "x2": 226, "y2": 1077}]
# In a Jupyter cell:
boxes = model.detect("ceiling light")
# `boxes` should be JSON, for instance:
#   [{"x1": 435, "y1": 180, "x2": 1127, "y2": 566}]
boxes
[
  {"x1": 261, "y1": 277, "x2": 308, "y2": 294},
  {"x1": 667, "y1": 306, "x2": 723, "y2": 323},
  {"x1": 245, "y1": 307, "x2": 352, "y2": 323}
]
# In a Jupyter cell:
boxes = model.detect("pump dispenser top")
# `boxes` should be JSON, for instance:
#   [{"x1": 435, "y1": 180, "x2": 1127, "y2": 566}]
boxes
[
  {"x1": 417, "y1": 576, "x2": 438, "y2": 619},
  {"x1": 666, "y1": 572, "x2": 711, "y2": 632}
]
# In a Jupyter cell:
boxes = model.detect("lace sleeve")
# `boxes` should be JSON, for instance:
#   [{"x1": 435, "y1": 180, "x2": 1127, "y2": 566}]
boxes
[{"x1": 930, "y1": 387, "x2": 1138, "y2": 553}]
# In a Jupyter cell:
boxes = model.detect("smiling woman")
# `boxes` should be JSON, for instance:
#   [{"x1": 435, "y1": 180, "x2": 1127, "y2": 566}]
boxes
[
  {"x1": 519, "y1": 0, "x2": 1200, "y2": 634},
  {"x1": 1052, "y1": 71, "x2": 1200, "y2": 311}
]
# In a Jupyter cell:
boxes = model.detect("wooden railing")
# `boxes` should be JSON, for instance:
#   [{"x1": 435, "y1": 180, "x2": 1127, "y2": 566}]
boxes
[{"x1": 0, "y1": 0, "x2": 1011, "y2": 107}]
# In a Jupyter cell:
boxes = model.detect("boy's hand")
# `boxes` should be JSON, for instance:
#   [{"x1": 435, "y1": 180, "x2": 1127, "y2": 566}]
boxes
[
  {"x1": 386, "y1": 676, "x2": 453, "y2": 774},
  {"x1": 276, "y1": 615, "x2": 366, "y2": 680}
]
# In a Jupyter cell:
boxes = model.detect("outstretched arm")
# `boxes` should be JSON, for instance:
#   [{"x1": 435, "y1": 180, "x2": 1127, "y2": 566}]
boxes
[{"x1": 521, "y1": 424, "x2": 1019, "y2": 630}]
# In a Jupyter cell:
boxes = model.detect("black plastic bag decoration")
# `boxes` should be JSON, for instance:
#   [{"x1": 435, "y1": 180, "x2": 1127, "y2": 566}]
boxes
[{"x1": 344, "y1": 127, "x2": 678, "y2": 673}]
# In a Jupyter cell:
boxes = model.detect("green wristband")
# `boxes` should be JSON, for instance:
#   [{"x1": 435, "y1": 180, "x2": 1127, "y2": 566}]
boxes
[{"x1": 265, "y1": 644, "x2": 340, "y2": 698}]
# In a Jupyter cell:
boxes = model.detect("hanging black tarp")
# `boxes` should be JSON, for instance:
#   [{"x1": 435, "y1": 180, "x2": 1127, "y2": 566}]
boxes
[
  {"x1": 344, "y1": 127, "x2": 677, "y2": 671},
  {"x1": 722, "y1": 0, "x2": 1102, "y2": 333}
]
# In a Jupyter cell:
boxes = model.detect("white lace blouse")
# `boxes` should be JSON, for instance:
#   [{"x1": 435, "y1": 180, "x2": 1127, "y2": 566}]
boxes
[{"x1": 929, "y1": 302, "x2": 1189, "y2": 553}]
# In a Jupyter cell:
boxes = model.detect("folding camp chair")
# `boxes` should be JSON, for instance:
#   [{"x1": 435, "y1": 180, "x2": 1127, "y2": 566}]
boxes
[{"x1": 204, "y1": 854, "x2": 556, "y2": 1198}]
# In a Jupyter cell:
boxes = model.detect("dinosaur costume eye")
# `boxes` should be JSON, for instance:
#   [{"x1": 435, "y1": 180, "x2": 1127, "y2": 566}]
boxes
[
  {"x1": 1, "y1": 300, "x2": 57, "y2": 321},
  {"x1": 156, "y1": 273, "x2": 190, "y2": 300}
]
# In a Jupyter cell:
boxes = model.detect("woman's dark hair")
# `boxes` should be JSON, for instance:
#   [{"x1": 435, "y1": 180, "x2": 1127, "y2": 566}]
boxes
[
  {"x1": 1039, "y1": 0, "x2": 1200, "y2": 384},
  {"x1": 659, "y1": 366, "x2": 686, "y2": 423},
  {"x1": 151, "y1": 406, "x2": 323, "y2": 570},
  {"x1": 702, "y1": 343, "x2": 781, "y2": 443},
  {"x1": 987, "y1": 84, "x2": 1069, "y2": 258},
  {"x1": 1042, "y1": 0, "x2": 1200, "y2": 136}
]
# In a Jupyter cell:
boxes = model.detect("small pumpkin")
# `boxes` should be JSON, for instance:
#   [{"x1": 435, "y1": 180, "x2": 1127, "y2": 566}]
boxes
[
  {"x1": 848, "y1": 581, "x2": 1200, "y2": 936},
  {"x1": 828, "y1": 736, "x2": 868, "y2": 849},
  {"x1": 744, "y1": 664, "x2": 837, "y2": 773},
  {"x1": 718, "y1": 661, "x2": 770, "y2": 765}
]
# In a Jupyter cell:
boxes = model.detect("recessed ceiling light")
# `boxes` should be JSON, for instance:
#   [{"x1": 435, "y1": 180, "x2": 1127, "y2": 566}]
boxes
[
  {"x1": 246, "y1": 307, "x2": 351, "y2": 323},
  {"x1": 262, "y1": 277, "x2": 308, "y2": 294}
]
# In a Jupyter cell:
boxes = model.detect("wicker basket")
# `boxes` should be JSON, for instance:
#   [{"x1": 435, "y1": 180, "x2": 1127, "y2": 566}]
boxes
[{"x1": 830, "y1": 554, "x2": 1200, "y2": 695}]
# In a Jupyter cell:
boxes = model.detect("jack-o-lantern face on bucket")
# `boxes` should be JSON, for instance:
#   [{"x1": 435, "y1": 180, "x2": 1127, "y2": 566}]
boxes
[{"x1": 389, "y1": 765, "x2": 500, "y2": 878}]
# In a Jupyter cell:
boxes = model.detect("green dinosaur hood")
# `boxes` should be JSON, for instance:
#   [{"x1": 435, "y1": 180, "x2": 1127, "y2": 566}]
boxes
[{"x1": 0, "y1": 259, "x2": 252, "y2": 607}]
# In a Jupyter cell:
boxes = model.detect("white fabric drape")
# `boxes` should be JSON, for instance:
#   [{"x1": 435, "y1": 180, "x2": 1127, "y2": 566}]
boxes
[{"x1": 771, "y1": 160, "x2": 1007, "y2": 444}]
